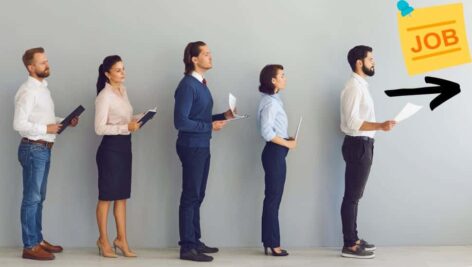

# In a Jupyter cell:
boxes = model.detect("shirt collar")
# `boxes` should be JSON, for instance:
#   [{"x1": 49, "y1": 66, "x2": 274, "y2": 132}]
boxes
[
  {"x1": 27, "y1": 76, "x2": 48, "y2": 88},
  {"x1": 352, "y1": 72, "x2": 368, "y2": 88},
  {"x1": 105, "y1": 82, "x2": 125, "y2": 95},
  {"x1": 272, "y1": 92, "x2": 282, "y2": 101},
  {"x1": 191, "y1": 71, "x2": 204, "y2": 83},
  {"x1": 263, "y1": 92, "x2": 284, "y2": 107}
]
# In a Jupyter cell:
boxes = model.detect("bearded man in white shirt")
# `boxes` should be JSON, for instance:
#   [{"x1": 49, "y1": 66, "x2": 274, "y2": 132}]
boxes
[
  {"x1": 339, "y1": 45, "x2": 396, "y2": 259},
  {"x1": 13, "y1": 47, "x2": 78, "y2": 261}
]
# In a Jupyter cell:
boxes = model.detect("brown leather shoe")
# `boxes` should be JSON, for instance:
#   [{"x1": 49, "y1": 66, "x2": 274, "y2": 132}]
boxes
[
  {"x1": 22, "y1": 245, "x2": 55, "y2": 260},
  {"x1": 40, "y1": 240, "x2": 63, "y2": 253}
]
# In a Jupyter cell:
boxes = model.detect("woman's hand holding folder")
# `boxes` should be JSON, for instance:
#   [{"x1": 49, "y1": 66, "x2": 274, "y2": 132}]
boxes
[{"x1": 128, "y1": 119, "x2": 141, "y2": 132}]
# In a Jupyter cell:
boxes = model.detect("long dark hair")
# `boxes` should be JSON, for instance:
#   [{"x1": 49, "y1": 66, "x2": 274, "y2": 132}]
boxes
[
  {"x1": 183, "y1": 41, "x2": 206, "y2": 75},
  {"x1": 96, "y1": 55, "x2": 122, "y2": 95},
  {"x1": 259, "y1": 64, "x2": 284, "y2": 95}
]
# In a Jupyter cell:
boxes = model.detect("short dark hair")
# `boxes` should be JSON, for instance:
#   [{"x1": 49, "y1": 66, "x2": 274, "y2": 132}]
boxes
[
  {"x1": 259, "y1": 64, "x2": 284, "y2": 95},
  {"x1": 347, "y1": 45, "x2": 372, "y2": 72},
  {"x1": 183, "y1": 41, "x2": 206, "y2": 75},
  {"x1": 22, "y1": 47, "x2": 45, "y2": 68}
]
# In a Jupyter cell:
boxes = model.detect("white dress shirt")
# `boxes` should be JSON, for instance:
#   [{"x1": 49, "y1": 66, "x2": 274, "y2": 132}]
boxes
[
  {"x1": 95, "y1": 83, "x2": 141, "y2": 135},
  {"x1": 191, "y1": 71, "x2": 204, "y2": 83},
  {"x1": 340, "y1": 73, "x2": 376, "y2": 138},
  {"x1": 13, "y1": 76, "x2": 62, "y2": 143}
]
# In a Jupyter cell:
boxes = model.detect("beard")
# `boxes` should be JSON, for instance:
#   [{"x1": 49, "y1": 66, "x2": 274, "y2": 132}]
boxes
[
  {"x1": 36, "y1": 68, "x2": 50, "y2": 78},
  {"x1": 362, "y1": 65, "x2": 375, "y2": 77}
]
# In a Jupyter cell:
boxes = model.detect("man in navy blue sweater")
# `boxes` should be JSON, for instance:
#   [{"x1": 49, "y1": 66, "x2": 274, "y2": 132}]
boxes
[{"x1": 174, "y1": 41, "x2": 233, "y2": 262}]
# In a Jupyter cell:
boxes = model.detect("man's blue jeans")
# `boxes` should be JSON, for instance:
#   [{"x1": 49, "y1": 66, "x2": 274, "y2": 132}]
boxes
[{"x1": 18, "y1": 142, "x2": 51, "y2": 248}]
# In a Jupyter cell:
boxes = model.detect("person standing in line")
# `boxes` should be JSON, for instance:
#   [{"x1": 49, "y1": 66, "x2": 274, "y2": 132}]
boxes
[
  {"x1": 257, "y1": 64, "x2": 296, "y2": 257},
  {"x1": 174, "y1": 41, "x2": 234, "y2": 262},
  {"x1": 14, "y1": 47, "x2": 79, "y2": 260},
  {"x1": 340, "y1": 45, "x2": 396, "y2": 259},
  {"x1": 94, "y1": 55, "x2": 142, "y2": 258}
]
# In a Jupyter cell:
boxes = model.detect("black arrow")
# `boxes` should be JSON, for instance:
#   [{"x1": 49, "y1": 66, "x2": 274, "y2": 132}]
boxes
[{"x1": 385, "y1": 76, "x2": 461, "y2": 110}]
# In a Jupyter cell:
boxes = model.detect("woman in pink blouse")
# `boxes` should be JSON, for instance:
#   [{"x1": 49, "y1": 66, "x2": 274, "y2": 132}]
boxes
[{"x1": 94, "y1": 55, "x2": 141, "y2": 258}]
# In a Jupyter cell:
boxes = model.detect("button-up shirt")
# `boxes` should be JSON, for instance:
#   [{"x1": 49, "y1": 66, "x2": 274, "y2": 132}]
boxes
[
  {"x1": 95, "y1": 83, "x2": 140, "y2": 136},
  {"x1": 257, "y1": 93, "x2": 289, "y2": 142},
  {"x1": 340, "y1": 73, "x2": 376, "y2": 138},
  {"x1": 13, "y1": 76, "x2": 62, "y2": 142}
]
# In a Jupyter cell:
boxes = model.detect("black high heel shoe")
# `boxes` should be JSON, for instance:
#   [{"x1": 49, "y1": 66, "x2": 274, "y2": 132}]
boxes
[{"x1": 264, "y1": 247, "x2": 289, "y2": 256}]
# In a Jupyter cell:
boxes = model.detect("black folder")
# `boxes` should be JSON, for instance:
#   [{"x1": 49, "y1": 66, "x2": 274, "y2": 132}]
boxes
[
  {"x1": 58, "y1": 105, "x2": 85, "y2": 134},
  {"x1": 138, "y1": 108, "x2": 157, "y2": 127}
]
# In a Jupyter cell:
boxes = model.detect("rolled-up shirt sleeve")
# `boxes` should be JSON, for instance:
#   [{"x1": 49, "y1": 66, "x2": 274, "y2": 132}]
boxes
[
  {"x1": 13, "y1": 91, "x2": 47, "y2": 135},
  {"x1": 341, "y1": 86, "x2": 364, "y2": 131},
  {"x1": 259, "y1": 103, "x2": 277, "y2": 142},
  {"x1": 95, "y1": 93, "x2": 129, "y2": 135}
]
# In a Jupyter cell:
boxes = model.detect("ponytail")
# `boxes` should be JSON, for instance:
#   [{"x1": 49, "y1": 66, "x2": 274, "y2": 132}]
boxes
[
  {"x1": 96, "y1": 55, "x2": 122, "y2": 95},
  {"x1": 96, "y1": 64, "x2": 107, "y2": 95}
]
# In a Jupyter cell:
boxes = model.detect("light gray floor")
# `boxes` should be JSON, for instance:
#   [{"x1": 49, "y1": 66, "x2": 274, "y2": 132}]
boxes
[{"x1": 0, "y1": 247, "x2": 471, "y2": 267}]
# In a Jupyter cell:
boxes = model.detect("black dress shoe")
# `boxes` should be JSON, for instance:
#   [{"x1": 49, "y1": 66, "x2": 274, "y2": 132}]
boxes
[
  {"x1": 180, "y1": 248, "x2": 213, "y2": 262},
  {"x1": 264, "y1": 247, "x2": 289, "y2": 256},
  {"x1": 196, "y1": 242, "x2": 219, "y2": 254}
]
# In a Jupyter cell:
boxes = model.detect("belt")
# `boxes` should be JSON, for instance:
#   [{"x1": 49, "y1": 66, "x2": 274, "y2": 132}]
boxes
[
  {"x1": 345, "y1": 135, "x2": 374, "y2": 142},
  {"x1": 21, "y1": 138, "x2": 54, "y2": 149}
]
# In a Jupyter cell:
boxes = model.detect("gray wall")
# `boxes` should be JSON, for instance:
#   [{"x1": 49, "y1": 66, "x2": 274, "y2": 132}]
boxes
[{"x1": 0, "y1": 0, "x2": 471, "y2": 248}]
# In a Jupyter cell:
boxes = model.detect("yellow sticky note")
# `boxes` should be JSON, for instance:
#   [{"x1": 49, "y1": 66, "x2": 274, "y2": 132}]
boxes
[{"x1": 398, "y1": 3, "x2": 471, "y2": 75}]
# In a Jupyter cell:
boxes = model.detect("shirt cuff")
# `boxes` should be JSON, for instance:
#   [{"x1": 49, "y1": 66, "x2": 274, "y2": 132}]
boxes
[
  {"x1": 120, "y1": 124, "x2": 130, "y2": 134},
  {"x1": 40, "y1": 124, "x2": 48, "y2": 135},
  {"x1": 212, "y1": 113, "x2": 226, "y2": 121}
]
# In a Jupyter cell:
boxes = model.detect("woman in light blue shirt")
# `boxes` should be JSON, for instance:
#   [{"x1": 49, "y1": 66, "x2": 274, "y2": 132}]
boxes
[{"x1": 257, "y1": 64, "x2": 296, "y2": 257}]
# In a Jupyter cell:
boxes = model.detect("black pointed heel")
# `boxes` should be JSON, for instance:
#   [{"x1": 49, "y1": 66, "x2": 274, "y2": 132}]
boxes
[{"x1": 264, "y1": 247, "x2": 289, "y2": 256}]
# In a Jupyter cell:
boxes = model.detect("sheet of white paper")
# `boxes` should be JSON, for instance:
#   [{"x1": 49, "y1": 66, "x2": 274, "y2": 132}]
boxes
[
  {"x1": 295, "y1": 116, "x2": 303, "y2": 140},
  {"x1": 394, "y1": 103, "x2": 422, "y2": 122},
  {"x1": 227, "y1": 115, "x2": 249, "y2": 121},
  {"x1": 229, "y1": 93, "x2": 237, "y2": 112},
  {"x1": 228, "y1": 93, "x2": 249, "y2": 121}
]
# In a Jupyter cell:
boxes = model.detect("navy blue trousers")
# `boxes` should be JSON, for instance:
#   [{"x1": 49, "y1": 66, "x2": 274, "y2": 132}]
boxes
[
  {"x1": 261, "y1": 142, "x2": 289, "y2": 248},
  {"x1": 176, "y1": 145, "x2": 211, "y2": 250}
]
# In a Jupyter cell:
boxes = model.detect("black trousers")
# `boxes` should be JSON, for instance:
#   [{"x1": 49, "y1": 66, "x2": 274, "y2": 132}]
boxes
[
  {"x1": 176, "y1": 145, "x2": 211, "y2": 250},
  {"x1": 341, "y1": 135, "x2": 374, "y2": 247},
  {"x1": 261, "y1": 142, "x2": 289, "y2": 248}
]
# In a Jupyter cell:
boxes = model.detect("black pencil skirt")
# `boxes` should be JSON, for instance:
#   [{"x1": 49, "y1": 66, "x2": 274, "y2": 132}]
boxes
[{"x1": 96, "y1": 135, "x2": 132, "y2": 201}]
